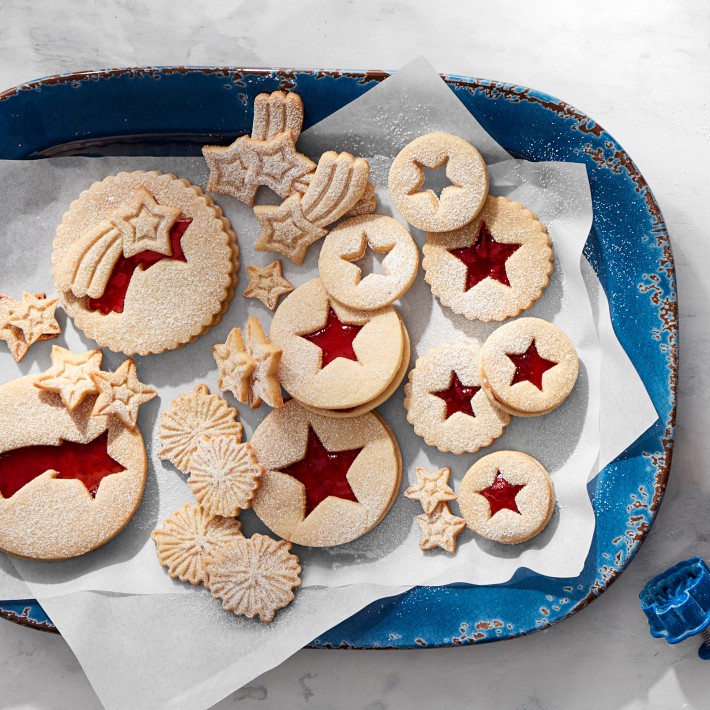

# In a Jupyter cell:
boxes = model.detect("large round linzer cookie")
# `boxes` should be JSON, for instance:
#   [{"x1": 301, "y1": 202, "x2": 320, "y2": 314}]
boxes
[
  {"x1": 250, "y1": 400, "x2": 402, "y2": 547},
  {"x1": 52, "y1": 171, "x2": 239, "y2": 355},
  {"x1": 0, "y1": 374, "x2": 147, "y2": 560}
]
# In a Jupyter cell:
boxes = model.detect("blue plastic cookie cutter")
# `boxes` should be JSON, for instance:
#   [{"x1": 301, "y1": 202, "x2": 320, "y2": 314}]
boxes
[{"x1": 640, "y1": 557, "x2": 710, "y2": 658}]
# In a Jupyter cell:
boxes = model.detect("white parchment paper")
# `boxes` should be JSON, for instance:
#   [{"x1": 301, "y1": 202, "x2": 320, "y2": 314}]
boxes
[{"x1": 0, "y1": 58, "x2": 658, "y2": 709}]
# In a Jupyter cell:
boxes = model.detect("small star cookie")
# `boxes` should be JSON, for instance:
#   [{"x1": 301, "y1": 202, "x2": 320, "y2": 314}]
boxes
[
  {"x1": 90, "y1": 358, "x2": 157, "y2": 429},
  {"x1": 0, "y1": 292, "x2": 61, "y2": 361},
  {"x1": 204, "y1": 533, "x2": 302, "y2": 622},
  {"x1": 415, "y1": 503, "x2": 467, "y2": 553},
  {"x1": 243, "y1": 260, "x2": 294, "y2": 310},
  {"x1": 404, "y1": 466, "x2": 456, "y2": 515},
  {"x1": 152, "y1": 503, "x2": 243, "y2": 586},
  {"x1": 34, "y1": 346, "x2": 103, "y2": 411},
  {"x1": 213, "y1": 328, "x2": 255, "y2": 404}
]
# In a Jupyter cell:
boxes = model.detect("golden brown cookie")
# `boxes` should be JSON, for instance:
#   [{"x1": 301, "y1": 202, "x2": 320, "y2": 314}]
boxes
[
  {"x1": 0, "y1": 372, "x2": 146, "y2": 560},
  {"x1": 389, "y1": 132, "x2": 488, "y2": 232},
  {"x1": 34, "y1": 346, "x2": 103, "y2": 411},
  {"x1": 52, "y1": 171, "x2": 238, "y2": 355},
  {"x1": 404, "y1": 466, "x2": 456, "y2": 515},
  {"x1": 458, "y1": 451, "x2": 555, "y2": 544},
  {"x1": 422, "y1": 196, "x2": 554, "y2": 322},
  {"x1": 250, "y1": 400, "x2": 402, "y2": 547},
  {"x1": 243, "y1": 260, "x2": 294, "y2": 310},
  {"x1": 269, "y1": 279, "x2": 405, "y2": 410},
  {"x1": 404, "y1": 342, "x2": 510, "y2": 454},
  {"x1": 479, "y1": 318, "x2": 578, "y2": 417},
  {"x1": 0, "y1": 292, "x2": 61, "y2": 362},
  {"x1": 204, "y1": 533, "x2": 302, "y2": 622},
  {"x1": 318, "y1": 215, "x2": 419, "y2": 311},
  {"x1": 151, "y1": 503, "x2": 243, "y2": 586},
  {"x1": 415, "y1": 503, "x2": 467, "y2": 553},
  {"x1": 158, "y1": 385, "x2": 243, "y2": 474}
]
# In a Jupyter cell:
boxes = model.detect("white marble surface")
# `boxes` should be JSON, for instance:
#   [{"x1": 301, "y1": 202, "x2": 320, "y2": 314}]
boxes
[{"x1": 0, "y1": 1, "x2": 709, "y2": 708}]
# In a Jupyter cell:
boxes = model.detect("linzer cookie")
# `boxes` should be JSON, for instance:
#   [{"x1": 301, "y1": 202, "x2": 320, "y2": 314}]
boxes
[
  {"x1": 203, "y1": 91, "x2": 315, "y2": 206},
  {"x1": 269, "y1": 278, "x2": 405, "y2": 410},
  {"x1": 0, "y1": 292, "x2": 61, "y2": 363},
  {"x1": 318, "y1": 215, "x2": 419, "y2": 311},
  {"x1": 250, "y1": 399, "x2": 401, "y2": 547},
  {"x1": 404, "y1": 342, "x2": 510, "y2": 454},
  {"x1": 389, "y1": 132, "x2": 488, "y2": 232},
  {"x1": 52, "y1": 171, "x2": 238, "y2": 355},
  {"x1": 422, "y1": 196, "x2": 554, "y2": 321},
  {"x1": 458, "y1": 451, "x2": 555, "y2": 544},
  {"x1": 479, "y1": 318, "x2": 578, "y2": 417},
  {"x1": 0, "y1": 367, "x2": 147, "y2": 560},
  {"x1": 254, "y1": 151, "x2": 370, "y2": 264}
]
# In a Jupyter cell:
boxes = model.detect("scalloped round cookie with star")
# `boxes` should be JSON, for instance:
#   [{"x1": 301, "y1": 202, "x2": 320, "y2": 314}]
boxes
[
  {"x1": 52, "y1": 171, "x2": 239, "y2": 355},
  {"x1": 249, "y1": 399, "x2": 402, "y2": 547},
  {"x1": 422, "y1": 196, "x2": 554, "y2": 322}
]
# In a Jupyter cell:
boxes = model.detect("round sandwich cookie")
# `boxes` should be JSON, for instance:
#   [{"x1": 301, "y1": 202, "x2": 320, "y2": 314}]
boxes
[
  {"x1": 422, "y1": 196, "x2": 554, "y2": 322},
  {"x1": 458, "y1": 451, "x2": 555, "y2": 544},
  {"x1": 52, "y1": 171, "x2": 239, "y2": 355},
  {"x1": 249, "y1": 399, "x2": 402, "y2": 547},
  {"x1": 479, "y1": 317, "x2": 578, "y2": 417}
]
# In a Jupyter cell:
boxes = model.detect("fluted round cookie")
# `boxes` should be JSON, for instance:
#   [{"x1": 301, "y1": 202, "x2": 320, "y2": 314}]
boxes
[
  {"x1": 422, "y1": 196, "x2": 554, "y2": 322},
  {"x1": 458, "y1": 451, "x2": 555, "y2": 544},
  {"x1": 0, "y1": 373, "x2": 147, "y2": 560},
  {"x1": 269, "y1": 278, "x2": 405, "y2": 410},
  {"x1": 250, "y1": 400, "x2": 402, "y2": 547},
  {"x1": 480, "y1": 317, "x2": 578, "y2": 417},
  {"x1": 404, "y1": 341, "x2": 510, "y2": 454},
  {"x1": 389, "y1": 132, "x2": 488, "y2": 232},
  {"x1": 52, "y1": 171, "x2": 239, "y2": 355},
  {"x1": 318, "y1": 214, "x2": 419, "y2": 311}
]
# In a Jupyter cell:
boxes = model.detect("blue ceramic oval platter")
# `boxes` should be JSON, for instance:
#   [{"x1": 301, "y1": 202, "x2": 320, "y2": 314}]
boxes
[{"x1": 0, "y1": 68, "x2": 677, "y2": 646}]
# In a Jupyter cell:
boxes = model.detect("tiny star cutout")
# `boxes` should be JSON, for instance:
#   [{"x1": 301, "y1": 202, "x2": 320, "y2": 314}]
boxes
[
  {"x1": 479, "y1": 472, "x2": 526, "y2": 516},
  {"x1": 448, "y1": 221, "x2": 521, "y2": 290},
  {"x1": 34, "y1": 346, "x2": 103, "y2": 411},
  {"x1": 243, "y1": 260, "x2": 294, "y2": 310},
  {"x1": 254, "y1": 194, "x2": 328, "y2": 265},
  {"x1": 302, "y1": 306, "x2": 363, "y2": 369},
  {"x1": 507, "y1": 340, "x2": 558, "y2": 390},
  {"x1": 4, "y1": 291, "x2": 61, "y2": 348},
  {"x1": 431, "y1": 371, "x2": 481, "y2": 420},
  {"x1": 416, "y1": 503, "x2": 467, "y2": 553},
  {"x1": 110, "y1": 186, "x2": 182, "y2": 258},
  {"x1": 90, "y1": 358, "x2": 157, "y2": 429},
  {"x1": 280, "y1": 427, "x2": 363, "y2": 517},
  {"x1": 404, "y1": 466, "x2": 457, "y2": 515},
  {"x1": 213, "y1": 328, "x2": 256, "y2": 404}
]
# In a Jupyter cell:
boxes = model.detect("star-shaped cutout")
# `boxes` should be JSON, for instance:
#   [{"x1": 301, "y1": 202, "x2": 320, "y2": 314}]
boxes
[
  {"x1": 213, "y1": 327, "x2": 256, "y2": 405},
  {"x1": 507, "y1": 340, "x2": 558, "y2": 391},
  {"x1": 254, "y1": 194, "x2": 328, "y2": 265},
  {"x1": 34, "y1": 346, "x2": 103, "y2": 411},
  {"x1": 301, "y1": 306, "x2": 364, "y2": 369},
  {"x1": 0, "y1": 292, "x2": 61, "y2": 361},
  {"x1": 416, "y1": 503, "x2": 467, "y2": 553},
  {"x1": 414, "y1": 160, "x2": 454, "y2": 200},
  {"x1": 404, "y1": 466, "x2": 456, "y2": 515},
  {"x1": 479, "y1": 472, "x2": 526, "y2": 516},
  {"x1": 243, "y1": 259, "x2": 294, "y2": 310},
  {"x1": 280, "y1": 427, "x2": 363, "y2": 517},
  {"x1": 431, "y1": 371, "x2": 481, "y2": 420},
  {"x1": 244, "y1": 316, "x2": 283, "y2": 409},
  {"x1": 90, "y1": 358, "x2": 157, "y2": 429},
  {"x1": 448, "y1": 221, "x2": 521, "y2": 290},
  {"x1": 110, "y1": 186, "x2": 182, "y2": 259}
]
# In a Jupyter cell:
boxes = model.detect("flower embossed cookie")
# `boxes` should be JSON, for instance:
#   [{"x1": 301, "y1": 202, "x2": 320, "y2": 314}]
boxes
[
  {"x1": 250, "y1": 400, "x2": 402, "y2": 547},
  {"x1": 52, "y1": 171, "x2": 238, "y2": 355},
  {"x1": 458, "y1": 451, "x2": 555, "y2": 544},
  {"x1": 480, "y1": 317, "x2": 578, "y2": 417},
  {"x1": 269, "y1": 278, "x2": 406, "y2": 410},
  {"x1": 422, "y1": 196, "x2": 554, "y2": 322},
  {"x1": 404, "y1": 341, "x2": 510, "y2": 454}
]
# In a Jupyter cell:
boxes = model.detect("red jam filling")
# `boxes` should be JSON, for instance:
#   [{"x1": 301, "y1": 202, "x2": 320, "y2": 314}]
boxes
[
  {"x1": 301, "y1": 307, "x2": 364, "y2": 369},
  {"x1": 448, "y1": 221, "x2": 521, "y2": 290},
  {"x1": 88, "y1": 219, "x2": 191, "y2": 314},
  {"x1": 0, "y1": 431, "x2": 125, "y2": 499},
  {"x1": 432, "y1": 372, "x2": 480, "y2": 419},
  {"x1": 480, "y1": 472, "x2": 525, "y2": 516},
  {"x1": 280, "y1": 427, "x2": 363, "y2": 517},
  {"x1": 507, "y1": 340, "x2": 558, "y2": 391}
]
